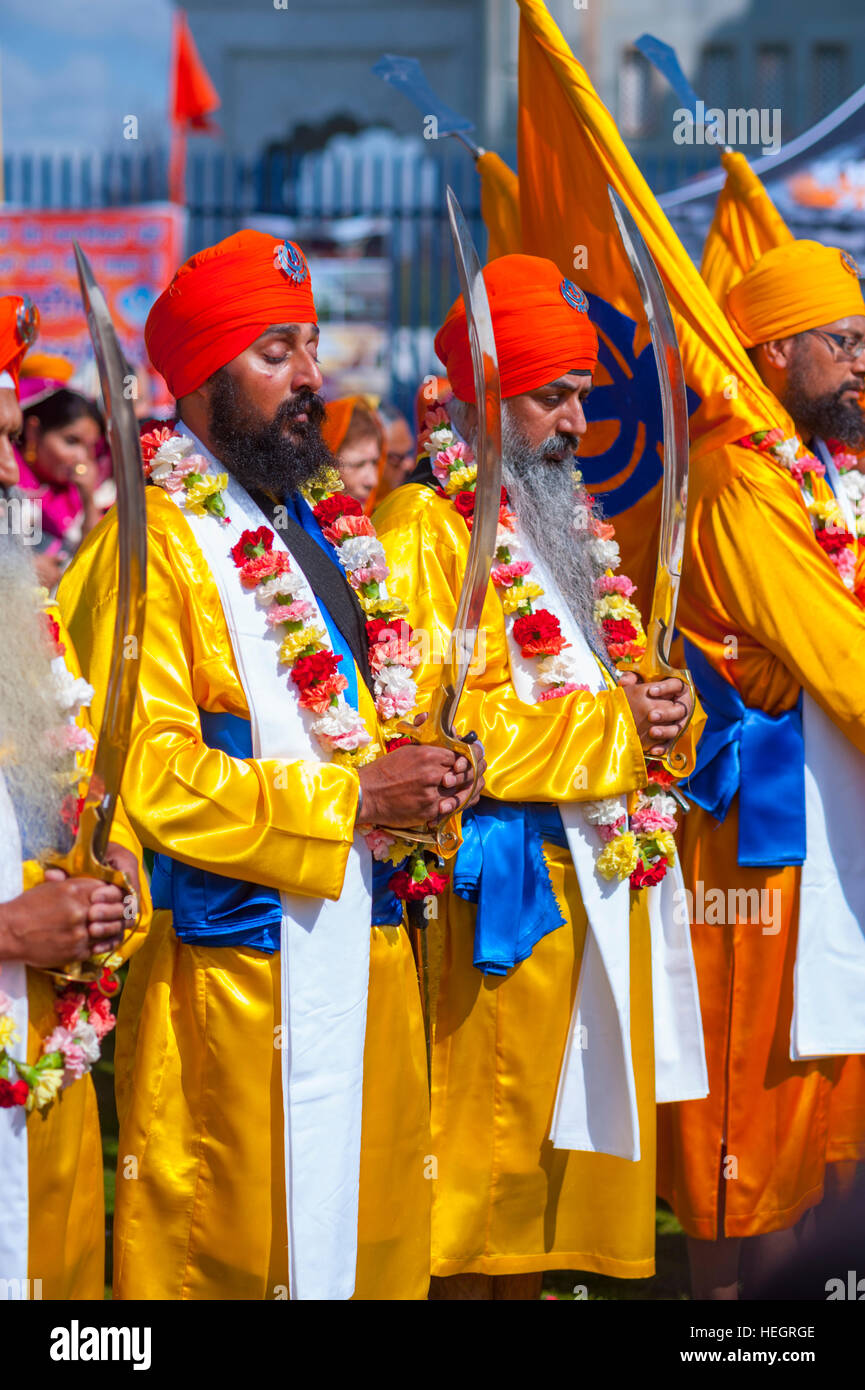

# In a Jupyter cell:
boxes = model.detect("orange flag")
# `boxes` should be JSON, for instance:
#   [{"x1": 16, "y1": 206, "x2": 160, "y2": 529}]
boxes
[
  {"x1": 169, "y1": 11, "x2": 221, "y2": 204},
  {"x1": 516, "y1": 0, "x2": 791, "y2": 613},
  {"x1": 701, "y1": 150, "x2": 793, "y2": 305},
  {"x1": 476, "y1": 151, "x2": 522, "y2": 261}
]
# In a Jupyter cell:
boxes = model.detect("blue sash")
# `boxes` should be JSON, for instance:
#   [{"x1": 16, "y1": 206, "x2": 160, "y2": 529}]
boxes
[
  {"x1": 682, "y1": 639, "x2": 806, "y2": 867},
  {"x1": 152, "y1": 493, "x2": 393, "y2": 951},
  {"x1": 452, "y1": 795, "x2": 569, "y2": 975}
]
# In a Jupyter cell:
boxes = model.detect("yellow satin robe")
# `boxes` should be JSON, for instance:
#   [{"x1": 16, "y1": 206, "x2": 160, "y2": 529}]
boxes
[
  {"x1": 23, "y1": 605, "x2": 150, "y2": 1300},
  {"x1": 58, "y1": 488, "x2": 430, "y2": 1300},
  {"x1": 375, "y1": 482, "x2": 697, "y2": 1278},
  {"x1": 658, "y1": 439, "x2": 865, "y2": 1239}
]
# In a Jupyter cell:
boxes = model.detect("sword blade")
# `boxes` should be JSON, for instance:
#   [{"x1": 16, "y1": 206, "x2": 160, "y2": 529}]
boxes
[
  {"x1": 608, "y1": 188, "x2": 689, "y2": 664},
  {"x1": 438, "y1": 185, "x2": 503, "y2": 737},
  {"x1": 71, "y1": 242, "x2": 148, "y2": 863}
]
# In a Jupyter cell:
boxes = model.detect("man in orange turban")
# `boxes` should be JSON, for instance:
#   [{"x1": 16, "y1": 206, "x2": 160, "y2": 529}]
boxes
[
  {"x1": 59, "y1": 229, "x2": 486, "y2": 1301},
  {"x1": 376, "y1": 253, "x2": 704, "y2": 1299},
  {"x1": 658, "y1": 239, "x2": 865, "y2": 1299}
]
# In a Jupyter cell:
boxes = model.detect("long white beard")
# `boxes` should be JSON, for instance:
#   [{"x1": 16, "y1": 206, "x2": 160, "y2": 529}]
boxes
[
  {"x1": 498, "y1": 415, "x2": 609, "y2": 663},
  {"x1": 0, "y1": 535, "x2": 71, "y2": 859}
]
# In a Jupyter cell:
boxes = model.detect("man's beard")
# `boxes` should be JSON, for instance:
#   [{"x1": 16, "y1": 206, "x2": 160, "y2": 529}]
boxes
[
  {"x1": 783, "y1": 344, "x2": 865, "y2": 448},
  {"x1": 205, "y1": 367, "x2": 335, "y2": 497},
  {"x1": 0, "y1": 534, "x2": 72, "y2": 861},
  {"x1": 499, "y1": 410, "x2": 609, "y2": 661}
]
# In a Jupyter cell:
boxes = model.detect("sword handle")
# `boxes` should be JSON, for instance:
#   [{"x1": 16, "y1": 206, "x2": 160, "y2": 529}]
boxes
[
  {"x1": 370, "y1": 689, "x2": 482, "y2": 860},
  {"x1": 41, "y1": 799, "x2": 138, "y2": 988},
  {"x1": 636, "y1": 617, "x2": 696, "y2": 776}
]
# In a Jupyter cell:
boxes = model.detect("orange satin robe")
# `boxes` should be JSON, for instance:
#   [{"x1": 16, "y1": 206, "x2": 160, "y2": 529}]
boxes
[
  {"x1": 376, "y1": 482, "x2": 697, "y2": 1278},
  {"x1": 658, "y1": 439, "x2": 865, "y2": 1240}
]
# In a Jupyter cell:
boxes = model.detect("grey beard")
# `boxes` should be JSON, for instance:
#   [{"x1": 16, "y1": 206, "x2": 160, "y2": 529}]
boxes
[
  {"x1": 498, "y1": 410, "x2": 610, "y2": 663},
  {"x1": 0, "y1": 534, "x2": 72, "y2": 860}
]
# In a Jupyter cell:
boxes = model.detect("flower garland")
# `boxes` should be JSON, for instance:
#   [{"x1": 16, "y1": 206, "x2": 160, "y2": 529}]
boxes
[
  {"x1": 737, "y1": 429, "x2": 859, "y2": 590},
  {"x1": 0, "y1": 970, "x2": 117, "y2": 1114},
  {"x1": 0, "y1": 610, "x2": 118, "y2": 1116},
  {"x1": 825, "y1": 438, "x2": 865, "y2": 539},
  {"x1": 417, "y1": 403, "x2": 679, "y2": 890},
  {"x1": 140, "y1": 427, "x2": 446, "y2": 903}
]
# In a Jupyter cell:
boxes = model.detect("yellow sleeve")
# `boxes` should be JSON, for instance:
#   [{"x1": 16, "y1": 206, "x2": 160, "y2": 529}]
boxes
[
  {"x1": 689, "y1": 451, "x2": 865, "y2": 753},
  {"x1": 58, "y1": 497, "x2": 360, "y2": 901},
  {"x1": 375, "y1": 486, "x2": 646, "y2": 804}
]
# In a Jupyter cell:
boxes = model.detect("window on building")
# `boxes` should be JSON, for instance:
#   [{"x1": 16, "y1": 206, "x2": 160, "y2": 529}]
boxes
[
  {"x1": 755, "y1": 44, "x2": 791, "y2": 115},
  {"x1": 619, "y1": 49, "x2": 655, "y2": 138},
  {"x1": 813, "y1": 44, "x2": 849, "y2": 121},
  {"x1": 700, "y1": 45, "x2": 736, "y2": 112}
]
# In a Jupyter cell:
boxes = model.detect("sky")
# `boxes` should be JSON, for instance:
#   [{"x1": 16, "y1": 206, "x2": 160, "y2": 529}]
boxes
[{"x1": 2, "y1": 0, "x2": 174, "y2": 154}]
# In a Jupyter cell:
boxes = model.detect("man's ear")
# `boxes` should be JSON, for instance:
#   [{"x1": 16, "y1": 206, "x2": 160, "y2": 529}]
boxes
[{"x1": 761, "y1": 337, "x2": 796, "y2": 371}]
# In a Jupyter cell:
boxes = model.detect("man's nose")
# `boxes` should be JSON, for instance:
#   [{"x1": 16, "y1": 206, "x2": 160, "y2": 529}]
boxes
[
  {"x1": 0, "y1": 435, "x2": 19, "y2": 485},
  {"x1": 292, "y1": 348, "x2": 323, "y2": 394},
  {"x1": 558, "y1": 400, "x2": 588, "y2": 438}
]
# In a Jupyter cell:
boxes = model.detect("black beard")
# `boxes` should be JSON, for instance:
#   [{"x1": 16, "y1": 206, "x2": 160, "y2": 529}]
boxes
[
  {"x1": 784, "y1": 351, "x2": 865, "y2": 449},
  {"x1": 205, "y1": 367, "x2": 334, "y2": 497}
]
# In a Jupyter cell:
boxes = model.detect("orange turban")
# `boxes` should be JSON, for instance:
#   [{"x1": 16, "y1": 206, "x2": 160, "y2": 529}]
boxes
[
  {"x1": 145, "y1": 230, "x2": 317, "y2": 399},
  {"x1": 434, "y1": 254, "x2": 598, "y2": 403},
  {"x1": 19, "y1": 351, "x2": 74, "y2": 382},
  {"x1": 0, "y1": 295, "x2": 39, "y2": 391},
  {"x1": 726, "y1": 241, "x2": 865, "y2": 348},
  {"x1": 321, "y1": 395, "x2": 386, "y2": 515}
]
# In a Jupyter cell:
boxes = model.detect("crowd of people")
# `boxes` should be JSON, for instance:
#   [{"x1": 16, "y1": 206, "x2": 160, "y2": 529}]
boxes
[{"x1": 0, "y1": 210, "x2": 864, "y2": 1305}]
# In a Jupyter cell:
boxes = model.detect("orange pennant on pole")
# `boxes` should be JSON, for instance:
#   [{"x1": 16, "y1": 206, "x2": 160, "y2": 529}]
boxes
[{"x1": 169, "y1": 11, "x2": 221, "y2": 204}]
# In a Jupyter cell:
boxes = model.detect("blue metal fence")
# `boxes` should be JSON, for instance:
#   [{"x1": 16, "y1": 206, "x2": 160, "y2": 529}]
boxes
[{"x1": 2, "y1": 142, "x2": 711, "y2": 416}]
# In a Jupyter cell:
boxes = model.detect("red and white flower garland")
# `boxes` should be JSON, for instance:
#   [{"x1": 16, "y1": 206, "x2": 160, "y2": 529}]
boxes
[
  {"x1": 738, "y1": 429, "x2": 859, "y2": 589},
  {"x1": 0, "y1": 611, "x2": 119, "y2": 1115},
  {"x1": 826, "y1": 438, "x2": 865, "y2": 541},
  {"x1": 140, "y1": 427, "x2": 446, "y2": 902},
  {"x1": 418, "y1": 404, "x2": 680, "y2": 891},
  {"x1": 0, "y1": 971, "x2": 118, "y2": 1114}
]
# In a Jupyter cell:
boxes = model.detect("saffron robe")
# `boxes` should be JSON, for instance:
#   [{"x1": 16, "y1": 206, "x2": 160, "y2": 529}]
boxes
[{"x1": 658, "y1": 438, "x2": 865, "y2": 1239}]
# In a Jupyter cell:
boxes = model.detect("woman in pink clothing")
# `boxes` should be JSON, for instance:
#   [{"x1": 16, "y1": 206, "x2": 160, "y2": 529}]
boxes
[{"x1": 15, "y1": 378, "x2": 105, "y2": 589}]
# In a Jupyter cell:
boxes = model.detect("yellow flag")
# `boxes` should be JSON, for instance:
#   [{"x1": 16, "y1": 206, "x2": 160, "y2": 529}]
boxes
[
  {"x1": 477, "y1": 150, "x2": 522, "y2": 261},
  {"x1": 516, "y1": 0, "x2": 794, "y2": 609},
  {"x1": 701, "y1": 150, "x2": 794, "y2": 305}
]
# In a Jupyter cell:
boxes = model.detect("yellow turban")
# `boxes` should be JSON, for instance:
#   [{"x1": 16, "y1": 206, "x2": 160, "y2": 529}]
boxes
[{"x1": 725, "y1": 240, "x2": 865, "y2": 348}]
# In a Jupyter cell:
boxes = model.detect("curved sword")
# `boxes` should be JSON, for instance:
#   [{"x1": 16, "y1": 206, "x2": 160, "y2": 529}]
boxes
[
  {"x1": 378, "y1": 188, "x2": 501, "y2": 857},
  {"x1": 416, "y1": 187, "x2": 501, "y2": 855},
  {"x1": 608, "y1": 187, "x2": 695, "y2": 773},
  {"x1": 47, "y1": 243, "x2": 148, "y2": 980}
]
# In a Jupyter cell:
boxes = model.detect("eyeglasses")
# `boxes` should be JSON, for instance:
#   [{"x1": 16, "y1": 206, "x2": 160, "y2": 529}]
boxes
[{"x1": 804, "y1": 328, "x2": 865, "y2": 362}]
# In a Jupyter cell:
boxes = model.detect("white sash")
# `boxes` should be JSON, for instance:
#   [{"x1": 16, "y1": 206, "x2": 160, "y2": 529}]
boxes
[
  {"x1": 791, "y1": 692, "x2": 865, "y2": 1058},
  {"x1": 505, "y1": 549, "x2": 706, "y2": 1161},
  {"x1": 0, "y1": 772, "x2": 29, "y2": 1295},
  {"x1": 649, "y1": 861, "x2": 709, "y2": 1104},
  {"x1": 167, "y1": 434, "x2": 372, "y2": 1299}
]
